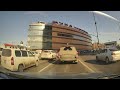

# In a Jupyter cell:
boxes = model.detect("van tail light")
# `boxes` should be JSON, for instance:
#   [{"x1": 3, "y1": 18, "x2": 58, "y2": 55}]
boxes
[
  {"x1": 77, "y1": 52, "x2": 79, "y2": 55},
  {"x1": 11, "y1": 57, "x2": 14, "y2": 65},
  {"x1": 57, "y1": 53, "x2": 61, "y2": 58}
]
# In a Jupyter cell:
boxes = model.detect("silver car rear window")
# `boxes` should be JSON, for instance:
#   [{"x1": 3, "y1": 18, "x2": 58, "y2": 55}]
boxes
[
  {"x1": 109, "y1": 49, "x2": 118, "y2": 51},
  {"x1": 2, "y1": 49, "x2": 11, "y2": 57}
]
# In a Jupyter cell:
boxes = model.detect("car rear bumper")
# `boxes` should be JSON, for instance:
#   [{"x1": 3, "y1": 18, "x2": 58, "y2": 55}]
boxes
[
  {"x1": 59, "y1": 58, "x2": 77, "y2": 61},
  {"x1": 41, "y1": 56, "x2": 55, "y2": 59},
  {"x1": 112, "y1": 57, "x2": 120, "y2": 61}
]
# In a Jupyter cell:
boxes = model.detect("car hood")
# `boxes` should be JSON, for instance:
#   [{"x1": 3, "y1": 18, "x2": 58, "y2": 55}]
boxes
[{"x1": 1, "y1": 69, "x2": 120, "y2": 79}]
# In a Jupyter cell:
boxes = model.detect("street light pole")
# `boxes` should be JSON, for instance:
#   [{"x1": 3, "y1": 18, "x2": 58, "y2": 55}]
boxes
[{"x1": 93, "y1": 12, "x2": 100, "y2": 49}]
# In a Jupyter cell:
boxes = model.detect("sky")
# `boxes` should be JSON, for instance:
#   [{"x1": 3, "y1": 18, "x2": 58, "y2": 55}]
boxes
[{"x1": 0, "y1": 11, "x2": 120, "y2": 45}]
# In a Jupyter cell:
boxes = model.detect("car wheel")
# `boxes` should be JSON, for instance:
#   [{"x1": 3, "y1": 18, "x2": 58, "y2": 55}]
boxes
[
  {"x1": 105, "y1": 57, "x2": 109, "y2": 64},
  {"x1": 73, "y1": 61, "x2": 77, "y2": 64},
  {"x1": 35, "y1": 60, "x2": 39, "y2": 66},
  {"x1": 38, "y1": 57, "x2": 41, "y2": 60},
  {"x1": 96, "y1": 56, "x2": 99, "y2": 62},
  {"x1": 18, "y1": 65, "x2": 24, "y2": 72},
  {"x1": 41, "y1": 58, "x2": 44, "y2": 60}
]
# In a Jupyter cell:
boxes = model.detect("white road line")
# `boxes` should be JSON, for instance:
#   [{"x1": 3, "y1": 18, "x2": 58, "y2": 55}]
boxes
[
  {"x1": 38, "y1": 60, "x2": 56, "y2": 73},
  {"x1": 64, "y1": 65, "x2": 69, "y2": 72},
  {"x1": 39, "y1": 61, "x2": 48, "y2": 64},
  {"x1": 78, "y1": 59, "x2": 95, "y2": 73}
]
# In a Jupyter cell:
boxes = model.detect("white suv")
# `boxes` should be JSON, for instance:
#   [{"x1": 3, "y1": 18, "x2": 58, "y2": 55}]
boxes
[
  {"x1": 57, "y1": 46, "x2": 78, "y2": 64},
  {"x1": 96, "y1": 48, "x2": 120, "y2": 64},
  {"x1": 1, "y1": 48, "x2": 39, "y2": 72},
  {"x1": 40, "y1": 50, "x2": 57, "y2": 60}
]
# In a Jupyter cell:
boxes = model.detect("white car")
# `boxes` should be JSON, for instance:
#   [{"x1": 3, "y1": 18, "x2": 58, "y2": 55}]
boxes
[
  {"x1": 31, "y1": 51, "x2": 40, "y2": 58},
  {"x1": 1, "y1": 47, "x2": 39, "y2": 72},
  {"x1": 96, "y1": 48, "x2": 120, "y2": 64},
  {"x1": 40, "y1": 50, "x2": 57, "y2": 60}
]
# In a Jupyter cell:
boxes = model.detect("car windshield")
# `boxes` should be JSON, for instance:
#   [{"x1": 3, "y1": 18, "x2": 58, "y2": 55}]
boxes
[
  {"x1": 43, "y1": 51, "x2": 49, "y2": 53},
  {"x1": 50, "y1": 51, "x2": 55, "y2": 53},
  {"x1": 1, "y1": 11, "x2": 120, "y2": 79}
]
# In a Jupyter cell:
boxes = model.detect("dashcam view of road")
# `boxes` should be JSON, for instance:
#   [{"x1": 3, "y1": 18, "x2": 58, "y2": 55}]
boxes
[
  {"x1": 0, "y1": 11, "x2": 120, "y2": 79},
  {"x1": 24, "y1": 55, "x2": 120, "y2": 74}
]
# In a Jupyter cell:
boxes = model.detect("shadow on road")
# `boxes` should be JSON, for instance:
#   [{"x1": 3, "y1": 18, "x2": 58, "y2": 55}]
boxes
[
  {"x1": 85, "y1": 60, "x2": 115, "y2": 65},
  {"x1": 48, "y1": 60, "x2": 77, "y2": 65}
]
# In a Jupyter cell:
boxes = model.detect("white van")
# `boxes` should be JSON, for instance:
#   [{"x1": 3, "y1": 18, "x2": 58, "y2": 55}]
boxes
[
  {"x1": 1, "y1": 48, "x2": 39, "y2": 72},
  {"x1": 0, "y1": 47, "x2": 3, "y2": 64}
]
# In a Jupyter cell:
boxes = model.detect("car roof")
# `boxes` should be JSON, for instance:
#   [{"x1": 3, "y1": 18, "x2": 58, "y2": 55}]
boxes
[{"x1": 3, "y1": 48, "x2": 28, "y2": 51}]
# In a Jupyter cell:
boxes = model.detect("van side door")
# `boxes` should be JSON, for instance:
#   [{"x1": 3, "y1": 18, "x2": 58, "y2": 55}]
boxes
[
  {"x1": 100, "y1": 49, "x2": 105, "y2": 60},
  {"x1": 21, "y1": 50, "x2": 29, "y2": 67},
  {"x1": 28, "y1": 51, "x2": 35, "y2": 65},
  {"x1": 15, "y1": 50, "x2": 22, "y2": 67}
]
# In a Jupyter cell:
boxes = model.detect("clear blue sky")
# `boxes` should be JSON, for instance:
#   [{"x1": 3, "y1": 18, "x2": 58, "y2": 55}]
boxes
[{"x1": 0, "y1": 11, "x2": 120, "y2": 45}]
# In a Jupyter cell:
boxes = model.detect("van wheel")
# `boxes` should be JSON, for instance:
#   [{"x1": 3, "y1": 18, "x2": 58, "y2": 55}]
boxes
[
  {"x1": 18, "y1": 65, "x2": 24, "y2": 72},
  {"x1": 96, "y1": 56, "x2": 99, "y2": 62},
  {"x1": 39, "y1": 56, "x2": 41, "y2": 60},
  {"x1": 105, "y1": 57, "x2": 109, "y2": 64},
  {"x1": 35, "y1": 60, "x2": 39, "y2": 66},
  {"x1": 73, "y1": 61, "x2": 77, "y2": 64}
]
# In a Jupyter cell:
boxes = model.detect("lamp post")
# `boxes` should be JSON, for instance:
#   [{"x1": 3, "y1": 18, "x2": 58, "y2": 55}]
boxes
[{"x1": 92, "y1": 12, "x2": 100, "y2": 50}]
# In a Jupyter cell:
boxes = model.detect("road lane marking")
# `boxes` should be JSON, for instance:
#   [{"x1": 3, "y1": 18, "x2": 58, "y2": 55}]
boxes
[
  {"x1": 39, "y1": 61, "x2": 48, "y2": 64},
  {"x1": 64, "y1": 65, "x2": 69, "y2": 72},
  {"x1": 38, "y1": 60, "x2": 56, "y2": 73},
  {"x1": 78, "y1": 59, "x2": 95, "y2": 73}
]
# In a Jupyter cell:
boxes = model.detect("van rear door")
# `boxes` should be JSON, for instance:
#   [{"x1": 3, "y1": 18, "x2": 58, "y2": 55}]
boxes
[
  {"x1": 21, "y1": 50, "x2": 29, "y2": 67},
  {"x1": 1, "y1": 49, "x2": 12, "y2": 69}
]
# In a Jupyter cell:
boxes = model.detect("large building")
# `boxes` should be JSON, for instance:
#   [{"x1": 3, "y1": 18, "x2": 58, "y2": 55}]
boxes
[
  {"x1": 27, "y1": 21, "x2": 92, "y2": 51},
  {"x1": 92, "y1": 43, "x2": 105, "y2": 50}
]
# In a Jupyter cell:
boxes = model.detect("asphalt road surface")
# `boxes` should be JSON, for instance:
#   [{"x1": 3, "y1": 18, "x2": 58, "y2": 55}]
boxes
[{"x1": 23, "y1": 55, "x2": 120, "y2": 75}]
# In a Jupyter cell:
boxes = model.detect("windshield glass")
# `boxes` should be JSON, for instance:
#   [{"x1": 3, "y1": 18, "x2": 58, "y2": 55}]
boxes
[{"x1": 0, "y1": 11, "x2": 120, "y2": 79}]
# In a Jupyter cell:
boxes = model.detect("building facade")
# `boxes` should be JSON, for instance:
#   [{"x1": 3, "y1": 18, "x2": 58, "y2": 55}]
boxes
[
  {"x1": 27, "y1": 21, "x2": 92, "y2": 51},
  {"x1": 104, "y1": 41, "x2": 117, "y2": 49},
  {"x1": 92, "y1": 43, "x2": 105, "y2": 50}
]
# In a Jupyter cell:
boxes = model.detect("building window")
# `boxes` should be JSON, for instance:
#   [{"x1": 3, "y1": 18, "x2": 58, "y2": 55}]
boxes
[{"x1": 57, "y1": 33, "x2": 73, "y2": 38}]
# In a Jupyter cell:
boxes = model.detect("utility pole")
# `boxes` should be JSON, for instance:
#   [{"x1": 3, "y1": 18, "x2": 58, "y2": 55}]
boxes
[{"x1": 93, "y1": 12, "x2": 100, "y2": 49}]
